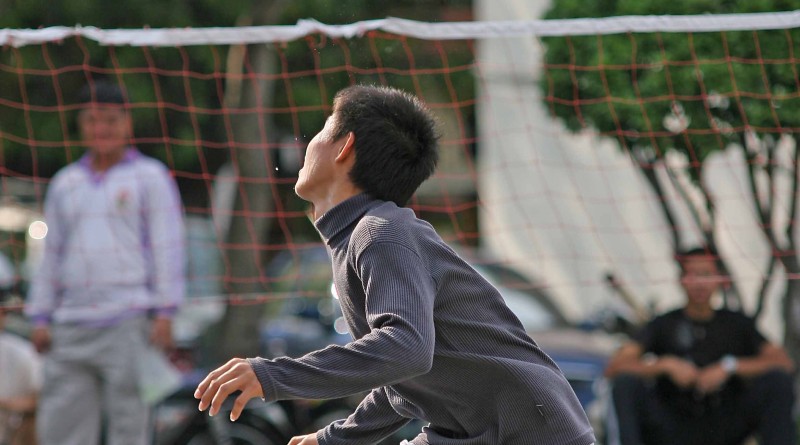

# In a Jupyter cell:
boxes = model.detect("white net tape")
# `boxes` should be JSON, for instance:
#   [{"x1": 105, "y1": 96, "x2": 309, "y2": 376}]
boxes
[{"x1": 2, "y1": 10, "x2": 800, "y2": 48}]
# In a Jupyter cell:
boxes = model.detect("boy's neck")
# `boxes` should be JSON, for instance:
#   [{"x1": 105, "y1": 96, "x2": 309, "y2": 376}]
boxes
[
  {"x1": 310, "y1": 186, "x2": 363, "y2": 220},
  {"x1": 683, "y1": 303, "x2": 714, "y2": 321},
  {"x1": 90, "y1": 149, "x2": 127, "y2": 172}
]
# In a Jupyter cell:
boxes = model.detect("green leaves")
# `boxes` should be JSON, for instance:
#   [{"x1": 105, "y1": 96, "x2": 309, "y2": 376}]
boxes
[{"x1": 541, "y1": 0, "x2": 800, "y2": 165}]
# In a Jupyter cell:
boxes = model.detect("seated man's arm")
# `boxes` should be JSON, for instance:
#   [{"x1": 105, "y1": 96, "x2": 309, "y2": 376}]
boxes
[
  {"x1": 605, "y1": 342, "x2": 698, "y2": 389},
  {"x1": 734, "y1": 342, "x2": 794, "y2": 378},
  {"x1": 696, "y1": 342, "x2": 794, "y2": 395},
  {"x1": 0, "y1": 394, "x2": 37, "y2": 414}
]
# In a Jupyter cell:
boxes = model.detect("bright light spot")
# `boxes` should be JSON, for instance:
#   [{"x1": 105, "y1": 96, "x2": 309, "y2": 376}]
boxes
[
  {"x1": 663, "y1": 102, "x2": 690, "y2": 133},
  {"x1": 330, "y1": 282, "x2": 339, "y2": 300},
  {"x1": 28, "y1": 220, "x2": 48, "y2": 240},
  {"x1": 0, "y1": 207, "x2": 30, "y2": 231},
  {"x1": 333, "y1": 317, "x2": 349, "y2": 335},
  {"x1": 317, "y1": 300, "x2": 334, "y2": 317}
]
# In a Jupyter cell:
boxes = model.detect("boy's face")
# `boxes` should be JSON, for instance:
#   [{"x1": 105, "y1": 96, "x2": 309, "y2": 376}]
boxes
[
  {"x1": 77, "y1": 105, "x2": 131, "y2": 157},
  {"x1": 295, "y1": 113, "x2": 344, "y2": 201},
  {"x1": 679, "y1": 255, "x2": 723, "y2": 307}
]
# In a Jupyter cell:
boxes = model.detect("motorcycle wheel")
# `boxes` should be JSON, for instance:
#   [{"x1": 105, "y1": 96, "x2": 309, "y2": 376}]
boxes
[{"x1": 184, "y1": 421, "x2": 286, "y2": 445}]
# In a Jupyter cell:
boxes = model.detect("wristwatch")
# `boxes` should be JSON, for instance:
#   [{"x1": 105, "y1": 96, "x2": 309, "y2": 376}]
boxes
[{"x1": 720, "y1": 354, "x2": 738, "y2": 374}]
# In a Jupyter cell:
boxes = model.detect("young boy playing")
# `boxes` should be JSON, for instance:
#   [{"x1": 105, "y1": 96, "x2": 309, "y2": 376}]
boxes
[{"x1": 195, "y1": 85, "x2": 596, "y2": 445}]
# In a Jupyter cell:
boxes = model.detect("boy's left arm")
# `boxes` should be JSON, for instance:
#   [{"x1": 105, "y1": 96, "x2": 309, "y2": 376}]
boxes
[
  {"x1": 143, "y1": 166, "x2": 186, "y2": 348},
  {"x1": 316, "y1": 387, "x2": 411, "y2": 445}
]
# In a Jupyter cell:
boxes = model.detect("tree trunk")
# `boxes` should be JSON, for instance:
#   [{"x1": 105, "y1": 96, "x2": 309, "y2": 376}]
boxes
[
  {"x1": 635, "y1": 157, "x2": 680, "y2": 251},
  {"x1": 739, "y1": 132, "x2": 800, "y2": 361},
  {"x1": 781, "y1": 254, "x2": 800, "y2": 369},
  {"x1": 780, "y1": 134, "x2": 800, "y2": 369},
  {"x1": 636, "y1": 155, "x2": 742, "y2": 307},
  {"x1": 210, "y1": 0, "x2": 289, "y2": 363}
]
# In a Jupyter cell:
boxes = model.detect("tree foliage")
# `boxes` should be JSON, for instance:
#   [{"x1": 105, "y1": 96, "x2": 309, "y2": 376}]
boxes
[
  {"x1": 0, "y1": 0, "x2": 248, "y2": 178},
  {"x1": 541, "y1": 0, "x2": 800, "y2": 353},
  {"x1": 541, "y1": 0, "x2": 800, "y2": 172},
  {"x1": 0, "y1": 0, "x2": 472, "y2": 177}
]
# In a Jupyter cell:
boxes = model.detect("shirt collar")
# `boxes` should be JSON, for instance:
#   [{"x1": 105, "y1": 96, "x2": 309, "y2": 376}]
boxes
[
  {"x1": 314, "y1": 193, "x2": 380, "y2": 244},
  {"x1": 79, "y1": 147, "x2": 139, "y2": 182},
  {"x1": 79, "y1": 146, "x2": 139, "y2": 168}
]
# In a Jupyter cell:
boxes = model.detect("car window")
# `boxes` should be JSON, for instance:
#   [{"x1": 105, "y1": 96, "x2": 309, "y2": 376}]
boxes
[
  {"x1": 471, "y1": 263, "x2": 568, "y2": 331},
  {"x1": 500, "y1": 288, "x2": 562, "y2": 332}
]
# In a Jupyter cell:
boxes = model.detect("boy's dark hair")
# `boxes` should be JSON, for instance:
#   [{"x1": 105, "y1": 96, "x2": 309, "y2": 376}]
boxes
[
  {"x1": 328, "y1": 84, "x2": 439, "y2": 206},
  {"x1": 77, "y1": 79, "x2": 127, "y2": 106},
  {"x1": 676, "y1": 246, "x2": 719, "y2": 273},
  {"x1": 677, "y1": 246, "x2": 718, "y2": 259}
]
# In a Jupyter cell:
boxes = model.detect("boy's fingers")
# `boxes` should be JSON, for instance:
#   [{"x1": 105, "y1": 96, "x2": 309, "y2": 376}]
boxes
[
  {"x1": 208, "y1": 373, "x2": 242, "y2": 416},
  {"x1": 198, "y1": 378, "x2": 220, "y2": 412},
  {"x1": 230, "y1": 389, "x2": 253, "y2": 421},
  {"x1": 195, "y1": 358, "x2": 258, "y2": 416},
  {"x1": 195, "y1": 368, "x2": 220, "y2": 400},
  {"x1": 197, "y1": 374, "x2": 221, "y2": 411},
  {"x1": 207, "y1": 378, "x2": 232, "y2": 416},
  {"x1": 195, "y1": 358, "x2": 238, "y2": 402}
]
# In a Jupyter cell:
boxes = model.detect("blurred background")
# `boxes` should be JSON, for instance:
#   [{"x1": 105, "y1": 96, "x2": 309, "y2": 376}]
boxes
[{"x1": 3, "y1": 1, "x2": 800, "y2": 443}]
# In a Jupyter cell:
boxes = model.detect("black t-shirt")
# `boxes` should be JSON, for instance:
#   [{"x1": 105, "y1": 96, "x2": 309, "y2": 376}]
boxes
[
  {"x1": 637, "y1": 309, "x2": 765, "y2": 366},
  {"x1": 635, "y1": 309, "x2": 766, "y2": 414}
]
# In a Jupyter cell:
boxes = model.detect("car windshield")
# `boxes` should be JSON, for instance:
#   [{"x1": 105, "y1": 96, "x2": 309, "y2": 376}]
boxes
[{"x1": 471, "y1": 263, "x2": 567, "y2": 332}]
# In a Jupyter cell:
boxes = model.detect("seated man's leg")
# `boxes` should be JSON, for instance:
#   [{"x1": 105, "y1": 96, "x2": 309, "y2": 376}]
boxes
[
  {"x1": 725, "y1": 370, "x2": 797, "y2": 445},
  {"x1": 609, "y1": 374, "x2": 646, "y2": 445},
  {"x1": 610, "y1": 374, "x2": 694, "y2": 445}
]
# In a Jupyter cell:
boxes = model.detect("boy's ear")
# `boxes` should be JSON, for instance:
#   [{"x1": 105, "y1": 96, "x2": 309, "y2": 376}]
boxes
[{"x1": 335, "y1": 131, "x2": 355, "y2": 162}]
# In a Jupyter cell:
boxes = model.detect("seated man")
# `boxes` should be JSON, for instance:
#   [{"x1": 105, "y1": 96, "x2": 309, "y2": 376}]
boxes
[
  {"x1": 605, "y1": 247, "x2": 796, "y2": 445},
  {"x1": 0, "y1": 301, "x2": 43, "y2": 445}
]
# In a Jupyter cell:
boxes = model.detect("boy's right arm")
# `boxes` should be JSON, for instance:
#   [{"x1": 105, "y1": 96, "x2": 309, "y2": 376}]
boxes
[{"x1": 25, "y1": 179, "x2": 64, "y2": 350}]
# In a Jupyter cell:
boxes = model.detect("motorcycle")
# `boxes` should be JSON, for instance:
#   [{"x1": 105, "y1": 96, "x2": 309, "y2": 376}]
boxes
[
  {"x1": 152, "y1": 365, "x2": 294, "y2": 445},
  {"x1": 151, "y1": 338, "x2": 356, "y2": 445}
]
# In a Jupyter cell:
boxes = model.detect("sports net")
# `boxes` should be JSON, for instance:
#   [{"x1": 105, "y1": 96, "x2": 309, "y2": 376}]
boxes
[{"x1": 2, "y1": 11, "x2": 800, "y2": 347}]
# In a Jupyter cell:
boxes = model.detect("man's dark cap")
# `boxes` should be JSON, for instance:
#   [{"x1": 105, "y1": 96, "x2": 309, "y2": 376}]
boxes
[
  {"x1": 675, "y1": 245, "x2": 719, "y2": 261},
  {"x1": 77, "y1": 80, "x2": 127, "y2": 105}
]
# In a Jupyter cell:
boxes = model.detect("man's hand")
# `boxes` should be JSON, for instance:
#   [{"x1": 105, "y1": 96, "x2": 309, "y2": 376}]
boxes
[
  {"x1": 288, "y1": 433, "x2": 319, "y2": 445},
  {"x1": 696, "y1": 364, "x2": 729, "y2": 394},
  {"x1": 0, "y1": 394, "x2": 37, "y2": 413},
  {"x1": 30, "y1": 326, "x2": 51, "y2": 354},
  {"x1": 149, "y1": 317, "x2": 174, "y2": 351},
  {"x1": 194, "y1": 358, "x2": 264, "y2": 421},
  {"x1": 659, "y1": 356, "x2": 699, "y2": 388}
]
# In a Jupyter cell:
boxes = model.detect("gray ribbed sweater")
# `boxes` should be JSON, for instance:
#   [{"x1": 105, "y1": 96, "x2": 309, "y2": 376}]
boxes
[{"x1": 249, "y1": 194, "x2": 595, "y2": 445}]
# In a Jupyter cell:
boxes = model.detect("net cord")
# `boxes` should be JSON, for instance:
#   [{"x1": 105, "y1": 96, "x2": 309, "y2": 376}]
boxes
[{"x1": 2, "y1": 10, "x2": 800, "y2": 48}]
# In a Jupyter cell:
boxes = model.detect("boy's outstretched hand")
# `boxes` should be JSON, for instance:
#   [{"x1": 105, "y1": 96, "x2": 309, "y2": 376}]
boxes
[
  {"x1": 194, "y1": 358, "x2": 264, "y2": 421},
  {"x1": 288, "y1": 433, "x2": 320, "y2": 444}
]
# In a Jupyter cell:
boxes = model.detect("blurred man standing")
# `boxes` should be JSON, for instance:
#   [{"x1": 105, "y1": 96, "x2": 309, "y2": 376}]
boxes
[{"x1": 25, "y1": 80, "x2": 185, "y2": 445}]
